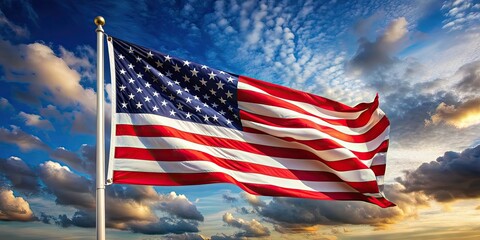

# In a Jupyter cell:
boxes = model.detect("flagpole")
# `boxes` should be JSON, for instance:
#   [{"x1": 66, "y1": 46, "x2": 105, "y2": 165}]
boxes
[{"x1": 94, "y1": 16, "x2": 106, "y2": 240}]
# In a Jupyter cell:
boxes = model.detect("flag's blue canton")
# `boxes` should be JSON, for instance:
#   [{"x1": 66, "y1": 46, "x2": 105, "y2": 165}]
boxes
[{"x1": 112, "y1": 38, "x2": 242, "y2": 130}]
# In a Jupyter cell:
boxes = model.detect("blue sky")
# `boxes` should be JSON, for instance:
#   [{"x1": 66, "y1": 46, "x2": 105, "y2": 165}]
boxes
[{"x1": 1, "y1": 0, "x2": 480, "y2": 239}]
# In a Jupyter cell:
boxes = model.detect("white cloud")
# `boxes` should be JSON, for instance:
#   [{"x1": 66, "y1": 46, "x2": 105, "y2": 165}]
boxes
[
  {"x1": 0, "y1": 189, "x2": 36, "y2": 221},
  {"x1": 18, "y1": 111, "x2": 54, "y2": 130}
]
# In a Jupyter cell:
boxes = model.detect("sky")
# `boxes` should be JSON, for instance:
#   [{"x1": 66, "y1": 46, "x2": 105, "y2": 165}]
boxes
[{"x1": 0, "y1": 0, "x2": 480, "y2": 239}]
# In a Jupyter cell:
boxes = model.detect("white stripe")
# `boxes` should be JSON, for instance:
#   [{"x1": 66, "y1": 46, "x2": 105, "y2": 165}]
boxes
[
  {"x1": 115, "y1": 113, "x2": 386, "y2": 157},
  {"x1": 239, "y1": 102, "x2": 385, "y2": 135},
  {"x1": 113, "y1": 159, "x2": 379, "y2": 194},
  {"x1": 114, "y1": 136, "x2": 378, "y2": 182},
  {"x1": 238, "y1": 81, "x2": 368, "y2": 120}
]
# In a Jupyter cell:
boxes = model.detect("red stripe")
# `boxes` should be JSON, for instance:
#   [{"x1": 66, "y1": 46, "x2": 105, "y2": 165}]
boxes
[
  {"x1": 239, "y1": 76, "x2": 379, "y2": 112},
  {"x1": 240, "y1": 110, "x2": 390, "y2": 143},
  {"x1": 116, "y1": 124, "x2": 379, "y2": 171},
  {"x1": 371, "y1": 164, "x2": 386, "y2": 176},
  {"x1": 112, "y1": 171, "x2": 394, "y2": 208},
  {"x1": 115, "y1": 147, "x2": 381, "y2": 193},
  {"x1": 238, "y1": 89, "x2": 382, "y2": 128}
]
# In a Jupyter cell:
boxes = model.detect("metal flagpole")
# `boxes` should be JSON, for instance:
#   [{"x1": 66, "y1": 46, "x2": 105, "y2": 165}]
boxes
[{"x1": 94, "y1": 16, "x2": 106, "y2": 240}]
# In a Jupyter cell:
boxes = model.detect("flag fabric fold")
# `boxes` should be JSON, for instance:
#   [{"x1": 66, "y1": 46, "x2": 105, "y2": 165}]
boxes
[{"x1": 106, "y1": 37, "x2": 394, "y2": 208}]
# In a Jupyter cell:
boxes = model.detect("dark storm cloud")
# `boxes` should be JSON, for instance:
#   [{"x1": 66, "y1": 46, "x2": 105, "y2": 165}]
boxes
[
  {"x1": 0, "y1": 156, "x2": 39, "y2": 194},
  {"x1": 0, "y1": 125, "x2": 50, "y2": 152},
  {"x1": 129, "y1": 217, "x2": 199, "y2": 235},
  {"x1": 398, "y1": 145, "x2": 480, "y2": 202},
  {"x1": 241, "y1": 184, "x2": 429, "y2": 233}
]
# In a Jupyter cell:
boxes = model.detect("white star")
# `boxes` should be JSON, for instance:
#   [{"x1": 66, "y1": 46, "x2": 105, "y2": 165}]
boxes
[
  {"x1": 212, "y1": 115, "x2": 218, "y2": 121},
  {"x1": 128, "y1": 78, "x2": 135, "y2": 84},
  {"x1": 161, "y1": 85, "x2": 167, "y2": 92},
  {"x1": 151, "y1": 76, "x2": 158, "y2": 82},
  {"x1": 156, "y1": 60, "x2": 163, "y2": 68},
  {"x1": 201, "y1": 65, "x2": 208, "y2": 69},
  {"x1": 203, "y1": 115, "x2": 209, "y2": 121},
  {"x1": 203, "y1": 94, "x2": 210, "y2": 100},
  {"x1": 185, "y1": 112, "x2": 192, "y2": 119},
  {"x1": 193, "y1": 85, "x2": 201, "y2": 91},
  {"x1": 193, "y1": 95, "x2": 200, "y2": 101},
  {"x1": 199, "y1": 79, "x2": 207, "y2": 86},
  {"x1": 136, "y1": 87, "x2": 143, "y2": 93},
  {"x1": 183, "y1": 60, "x2": 190, "y2": 66},
  {"x1": 219, "y1": 110, "x2": 225, "y2": 115},
  {"x1": 153, "y1": 91, "x2": 159, "y2": 97},
  {"x1": 128, "y1": 63, "x2": 134, "y2": 69},
  {"x1": 167, "y1": 81, "x2": 173, "y2": 86},
  {"x1": 164, "y1": 55, "x2": 172, "y2": 62},
  {"x1": 212, "y1": 103, "x2": 218, "y2": 108},
  {"x1": 165, "y1": 71, "x2": 173, "y2": 77},
  {"x1": 184, "y1": 87, "x2": 190, "y2": 93},
  {"x1": 208, "y1": 71, "x2": 217, "y2": 80},
  {"x1": 219, "y1": 97, "x2": 226, "y2": 104},
  {"x1": 161, "y1": 100, "x2": 168, "y2": 106},
  {"x1": 128, "y1": 93, "x2": 135, "y2": 99},
  {"x1": 147, "y1": 51, "x2": 154, "y2": 58},
  {"x1": 169, "y1": 95, "x2": 175, "y2": 101},
  {"x1": 186, "y1": 97, "x2": 192, "y2": 103},
  {"x1": 119, "y1": 85, "x2": 126, "y2": 91},
  {"x1": 226, "y1": 90, "x2": 233, "y2": 98},
  {"x1": 173, "y1": 64, "x2": 181, "y2": 72},
  {"x1": 209, "y1": 89, "x2": 217, "y2": 95},
  {"x1": 145, "y1": 82, "x2": 151, "y2": 88},
  {"x1": 183, "y1": 75, "x2": 190, "y2": 82},
  {"x1": 136, "y1": 102, "x2": 143, "y2": 109},
  {"x1": 176, "y1": 89, "x2": 182, "y2": 95},
  {"x1": 119, "y1": 69, "x2": 126, "y2": 75},
  {"x1": 137, "y1": 73, "x2": 143, "y2": 79},
  {"x1": 216, "y1": 81, "x2": 225, "y2": 89},
  {"x1": 153, "y1": 106, "x2": 159, "y2": 111},
  {"x1": 227, "y1": 76, "x2": 234, "y2": 83},
  {"x1": 144, "y1": 65, "x2": 151, "y2": 72},
  {"x1": 195, "y1": 106, "x2": 201, "y2": 112},
  {"x1": 128, "y1": 47, "x2": 134, "y2": 53},
  {"x1": 228, "y1": 105, "x2": 233, "y2": 111},
  {"x1": 158, "y1": 72, "x2": 164, "y2": 77},
  {"x1": 203, "y1": 103, "x2": 209, "y2": 108},
  {"x1": 118, "y1": 54, "x2": 125, "y2": 60},
  {"x1": 226, "y1": 119, "x2": 232, "y2": 124},
  {"x1": 136, "y1": 56, "x2": 142, "y2": 62},
  {"x1": 177, "y1": 103, "x2": 183, "y2": 110},
  {"x1": 174, "y1": 80, "x2": 180, "y2": 85},
  {"x1": 144, "y1": 96, "x2": 151, "y2": 102},
  {"x1": 121, "y1": 102, "x2": 128, "y2": 108},
  {"x1": 220, "y1": 71, "x2": 226, "y2": 74},
  {"x1": 190, "y1": 68, "x2": 198, "y2": 77},
  {"x1": 169, "y1": 110, "x2": 176, "y2": 116}
]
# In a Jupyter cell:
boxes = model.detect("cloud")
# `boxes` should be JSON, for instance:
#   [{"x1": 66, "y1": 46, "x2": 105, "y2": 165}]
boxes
[
  {"x1": 0, "y1": 156, "x2": 40, "y2": 194},
  {"x1": 50, "y1": 146, "x2": 94, "y2": 174},
  {"x1": 398, "y1": 145, "x2": 480, "y2": 202},
  {"x1": 161, "y1": 233, "x2": 207, "y2": 240},
  {"x1": 0, "y1": 189, "x2": 36, "y2": 221},
  {"x1": 347, "y1": 17, "x2": 408, "y2": 76},
  {"x1": 129, "y1": 218, "x2": 199, "y2": 235},
  {"x1": 454, "y1": 60, "x2": 480, "y2": 94},
  {"x1": 441, "y1": 0, "x2": 480, "y2": 31},
  {"x1": 157, "y1": 192, "x2": 204, "y2": 221},
  {"x1": 18, "y1": 111, "x2": 54, "y2": 130},
  {"x1": 222, "y1": 193, "x2": 238, "y2": 203},
  {"x1": 39, "y1": 161, "x2": 95, "y2": 210},
  {"x1": 0, "y1": 97, "x2": 14, "y2": 111},
  {"x1": 0, "y1": 9, "x2": 30, "y2": 38},
  {"x1": 0, "y1": 125, "x2": 50, "y2": 151},
  {"x1": 241, "y1": 183, "x2": 428, "y2": 233},
  {"x1": 426, "y1": 98, "x2": 480, "y2": 128},
  {"x1": 222, "y1": 212, "x2": 270, "y2": 238}
]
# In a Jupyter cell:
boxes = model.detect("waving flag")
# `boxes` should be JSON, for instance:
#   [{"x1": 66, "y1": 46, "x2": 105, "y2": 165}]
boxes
[{"x1": 106, "y1": 37, "x2": 394, "y2": 208}]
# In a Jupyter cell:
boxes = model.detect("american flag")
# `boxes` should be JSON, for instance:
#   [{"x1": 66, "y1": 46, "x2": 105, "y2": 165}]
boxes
[{"x1": 107, "y1": 37, "x2": 394, "y2": 208}]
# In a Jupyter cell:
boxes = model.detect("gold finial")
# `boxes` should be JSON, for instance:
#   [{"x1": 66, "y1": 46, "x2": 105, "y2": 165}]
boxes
[{"x1": 94, "y1": 16, "x2": 105, "y2": 26}]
